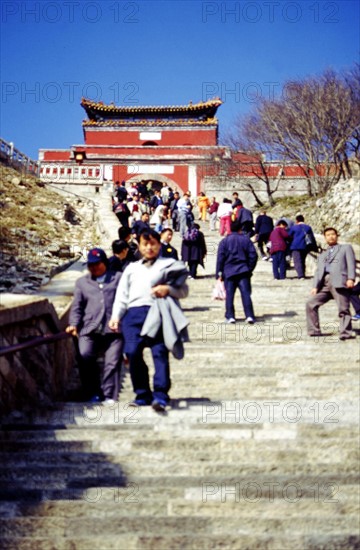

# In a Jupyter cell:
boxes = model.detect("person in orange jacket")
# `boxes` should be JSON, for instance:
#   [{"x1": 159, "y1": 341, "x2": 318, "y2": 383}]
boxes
[{"x1": 197, "y1": 192, "x2": 210, "y2": 222}]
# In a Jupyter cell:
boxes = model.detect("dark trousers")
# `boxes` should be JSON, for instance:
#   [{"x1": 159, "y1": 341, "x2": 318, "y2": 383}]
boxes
[
  {"x1": 292, "y1": 249, "x2": 307, "y2": 278},
  {"x1": 188, "y1": 261, "x2": 199, "y2": 278},
  {"x1": 306, "y1": 274, "x2": 352, "y2": 337},
  {"x1": 172, "y1": 211, "x2": 179, "y2": 231},
  {"x1": 257, "y1": 233, "x2": 270, "y2": 257},
  {"x1": 350, "y1": 282, "x2": 360, "y2": 314},
  {"x1": 272, "y1": 251, "x2": 286, "y2": 279},
  {"x1": 78, "y1": 333, "x2": 123, "y2": 400},
  {"x1": 122, "y1": 306, "x2": 171, "y2": 403},
  {"x1": 116, "y1": 212, "x2": 129, "y2": 228},
  {"x1": 224, "y1": 274, "x2": 254, "y2": 320}
]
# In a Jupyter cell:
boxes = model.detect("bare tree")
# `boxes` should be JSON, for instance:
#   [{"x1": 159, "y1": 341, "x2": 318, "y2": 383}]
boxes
[
  {"x1": 342, "y1": 63, "x2": 360, "y2": 175},
  {"x1": 226, "y1": 116, "x2": 285, "y2": 205},
  {"x1": 228, "y1": 65, "x2": 360, "y2": 196}
]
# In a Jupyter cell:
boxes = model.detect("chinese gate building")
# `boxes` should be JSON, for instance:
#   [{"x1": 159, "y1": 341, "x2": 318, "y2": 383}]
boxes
[{"x1": 39, "y1": 97, "x2": 228, "y2": 196}]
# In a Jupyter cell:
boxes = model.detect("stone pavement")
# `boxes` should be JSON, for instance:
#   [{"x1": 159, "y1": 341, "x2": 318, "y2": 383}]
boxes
[{"x1": 0, "y1": 206, "x2": 359, "y2": 549}]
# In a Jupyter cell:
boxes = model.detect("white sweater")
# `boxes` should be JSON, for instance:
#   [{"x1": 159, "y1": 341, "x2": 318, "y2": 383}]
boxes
[
  {"x1": 111, "y1": 258, "x2": 188, "y2": 321},
  {"x1": 217, "y1": 203, "x2": 233, "y2": 218}
]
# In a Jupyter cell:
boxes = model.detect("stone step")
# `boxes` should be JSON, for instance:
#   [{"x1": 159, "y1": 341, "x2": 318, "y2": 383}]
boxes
[
  {"x1": 0, "y1": 459, "x2": 358, "y2": 486},
  {"x1": 2, "y1": 397, "x2": 358, "y2": 426},
  {"x1": 1, "y1": 533, "x2": 358, "y2": 550},
  {"x1": 0, "y1": 460, "x2": 357, "y2": 482},
  {"x1": 0, "y1": 430, "x2": 356, "y2": 448},
  {"x1": 4, "y1": 417, "x2": 355, "y2": 432},
  {"x1": 1, "y1": 515, "x2": 359, "y2": 538},
  {"x1": 1, "y1": 423, "x2": 358, "y2": 442},
  {"x1": 0, "y1": 491, "x2": 358, "y2": 519},
  {"x1": 0, "y1": 439, "x2": 357, "y2": 462},
  {"x1": 0, "y1": 475, "x2": 357, "y2": 503}
]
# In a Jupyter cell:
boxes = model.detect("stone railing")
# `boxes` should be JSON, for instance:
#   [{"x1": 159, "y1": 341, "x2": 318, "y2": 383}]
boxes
[{"x1": 0, "y1": 137, "x2": 40, "y2": 176}]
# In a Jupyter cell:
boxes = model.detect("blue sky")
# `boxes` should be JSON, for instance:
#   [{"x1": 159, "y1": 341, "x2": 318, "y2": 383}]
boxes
[{"x1": 1, "y1": 0, "x2": 359, "y2": 158}]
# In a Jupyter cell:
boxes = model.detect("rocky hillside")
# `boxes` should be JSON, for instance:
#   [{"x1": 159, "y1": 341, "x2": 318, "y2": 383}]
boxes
[
  {"x1": 315, "y1": 177, "x2": 360, "y2": 243},
  {"x1": 264, "y1": 177, "x2": 360, "y2": 246},
  {"x1": 0, "y1": 163, "x2": 98, "y2": 294}
]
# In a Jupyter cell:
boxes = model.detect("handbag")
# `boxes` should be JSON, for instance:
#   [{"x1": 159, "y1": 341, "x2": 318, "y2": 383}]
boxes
[
  {"x1": 303, "y1": 228, "x2": 316, "y2": 251},
  {"x1": 114, "y1": 202, "x2": 125, "y2": 214},
  {"x1": 305, "y1": 233, "x2": 313, "y2": 246},
  {"x1": 212, "y1": 279, "x2": 226, "y2": 301}
]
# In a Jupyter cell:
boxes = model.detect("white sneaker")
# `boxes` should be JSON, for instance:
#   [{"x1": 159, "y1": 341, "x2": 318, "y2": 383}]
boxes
[
  {"x1": 245, "y1": 317, "x2": 255, "y2": 324},
  {"x1": 102, "y1": 398, "x2": 116, "y2": 406},
  {"x1": 225, "y1": 317, "x2": 236, "y2": 324}
]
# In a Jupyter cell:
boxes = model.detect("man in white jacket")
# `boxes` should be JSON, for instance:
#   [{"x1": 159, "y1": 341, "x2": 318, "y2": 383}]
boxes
[{"x1": 109, "y1": 229, "x2": 189, "y2": 411}]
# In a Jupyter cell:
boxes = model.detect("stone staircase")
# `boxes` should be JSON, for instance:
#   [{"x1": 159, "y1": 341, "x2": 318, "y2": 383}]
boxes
[{"x1": 1, "y1": 224, "x2": 359, "y2": 549}]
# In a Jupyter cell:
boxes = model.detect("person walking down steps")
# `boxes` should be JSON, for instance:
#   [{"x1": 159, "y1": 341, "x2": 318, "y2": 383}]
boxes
[
  {"x1": 66, "y1": 248, "x2": 123, "y2": 404},
  {"x1": 181, "y1": 223, "x2": 207, "y2": 279},
  {"x1": 109, "y1": 229, "x2": 189, "y2": 412}
]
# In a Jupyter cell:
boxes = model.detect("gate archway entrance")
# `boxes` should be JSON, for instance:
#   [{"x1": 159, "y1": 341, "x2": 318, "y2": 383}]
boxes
[{"x1": 126, "y1": 173, "x2": 182, "y2": 194}]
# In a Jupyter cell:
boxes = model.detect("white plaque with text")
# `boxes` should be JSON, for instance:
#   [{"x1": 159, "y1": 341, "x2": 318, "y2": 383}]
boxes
[
  {"x1": 128, "y1": 164, "x2": 174, "y2": 174},
  {"x1": 139, "y1": 132, "x2": 162, "y2": 141}
]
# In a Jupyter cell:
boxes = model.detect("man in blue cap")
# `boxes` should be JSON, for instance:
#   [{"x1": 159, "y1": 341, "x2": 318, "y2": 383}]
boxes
[{"x1": 66, "y1": 248, "x2": 123, "y2": 403}]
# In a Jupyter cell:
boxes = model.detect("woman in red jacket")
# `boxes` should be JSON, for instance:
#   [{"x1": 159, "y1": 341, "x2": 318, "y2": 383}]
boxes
[{"x1": 269, "y1": 220, "x2": 290, "y2": 280}]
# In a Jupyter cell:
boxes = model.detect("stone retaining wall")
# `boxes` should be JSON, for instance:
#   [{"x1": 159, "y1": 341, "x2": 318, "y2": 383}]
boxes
[
  {"x1": 0, "y1": 296, "x2": 76, "y2": 415},
  {"x1": 204, "y1": 176, "x2": 311, "y2": 206}
]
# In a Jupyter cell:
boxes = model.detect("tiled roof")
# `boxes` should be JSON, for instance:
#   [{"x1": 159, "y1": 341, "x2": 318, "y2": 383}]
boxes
[
  {"x1": 82, "y1": 118, "x2": 218, "y2": 127},
  {"x1": 81, "y1": 97, "x2": 222, "y2": 121}
]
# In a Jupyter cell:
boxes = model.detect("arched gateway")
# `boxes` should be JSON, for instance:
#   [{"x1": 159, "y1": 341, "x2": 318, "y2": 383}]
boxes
[{"x1": 38, "y1": 97, "x2": 225, "y2": 196}]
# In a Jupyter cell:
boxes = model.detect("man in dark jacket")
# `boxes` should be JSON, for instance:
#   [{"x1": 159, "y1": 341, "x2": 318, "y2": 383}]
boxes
[
  {"x1": 160, "y1": 228, "x2": 179, "y2": 260},
  {"x1": 108, "y1": 240, "x2": 130, "y2": 272},
  {"x1": 116, "y1": 180, "x2": 128, "y2": 202},
  {"x1": 169, "y1": 191, "x2": 180, "y2": 231},
  {"x1": 216, "y1": 220, "x2": 258, "y2": 323},
  {"x1": 181, "y1": 223, "x2": 207, "y2": 279},
  {"x1": 118, "y1": 227, "x2": 141, "y2": 263},
  {"x1": 66, "y1": 248, "x2": 123, "y2": 403},
  {"x1": 149, "y1": 190, "x2": 163, "y2": 213},
  {"x1": 288, "y1": 214, "x2": 317, "y2": 279},
  {"x1": 254, "y1": 211, "x2": 274, "y2": 260},
  {"x1": 114, "y1": 200, "x2": 131, "y2": 228},
  {"x1": 132, "y1": 212, "x2": 150, "y2": 241},
  {"x1": 232, "y1": 192, "x2": 241, "y2": 209},
  {"x1": 236, "y1": 200, "x2": 254, "y2": 237}
]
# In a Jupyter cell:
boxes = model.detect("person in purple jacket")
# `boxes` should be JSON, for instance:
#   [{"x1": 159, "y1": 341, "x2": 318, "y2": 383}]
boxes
[{"x1": 269, "y1": 220, "x2": 291, "y2": 280}]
